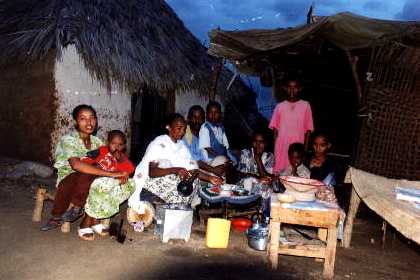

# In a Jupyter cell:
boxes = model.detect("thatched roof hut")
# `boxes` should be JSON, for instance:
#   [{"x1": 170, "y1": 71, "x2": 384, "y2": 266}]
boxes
[
  {"x1": 0, "y1": 0, "x2": 222, "y2": 92},
  {"x1": 0, "y1": 0, "x2": 259, "y2": 163},
  {"x1": 208, "y1": 12, "x2": 420, "y2": 180}
]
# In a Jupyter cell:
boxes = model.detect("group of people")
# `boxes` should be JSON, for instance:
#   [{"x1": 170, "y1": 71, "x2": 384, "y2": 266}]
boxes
[{"x1": 41, "y1": 77, "x2": 340, "y2": 241}]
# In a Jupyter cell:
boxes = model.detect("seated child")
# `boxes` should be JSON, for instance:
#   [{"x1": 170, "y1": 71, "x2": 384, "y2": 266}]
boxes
[
  {"x1": 199, "y1": 101, "x2": 237, "y2": 165},
  {"x1": 41, "y1": 130, "x2": 134, "y2": 230},
  {"x1": 81, "y1": 130, "x2": 134, "y2": 178},
  {"x1": 279, "y1": 142, "x2": 310, "y2": 178}
]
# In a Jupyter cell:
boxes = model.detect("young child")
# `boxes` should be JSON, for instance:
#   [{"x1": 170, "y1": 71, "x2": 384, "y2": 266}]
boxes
[
  {"x1": 42, "y1": 130, "x2": 134, "y2": 231},
  {"x1": 280, "y1": 142, "x2": 310, "y2": 178},
  {"x1": 81, "y1": 130, "x2": 134, "y2": 179},
  {"x1": 269, "y1": 78, "x2": 314, "y2": 174}
]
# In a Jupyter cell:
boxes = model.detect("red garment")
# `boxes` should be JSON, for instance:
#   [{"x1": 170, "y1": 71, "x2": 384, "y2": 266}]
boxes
[{"x1": 81, "y1": 146, "x2": 135, "y2": 175}]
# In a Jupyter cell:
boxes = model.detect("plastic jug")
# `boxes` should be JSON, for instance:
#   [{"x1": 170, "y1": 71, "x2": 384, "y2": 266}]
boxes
[{"x1": 206, "y1": 218, "x2": 231, "y2": 248}]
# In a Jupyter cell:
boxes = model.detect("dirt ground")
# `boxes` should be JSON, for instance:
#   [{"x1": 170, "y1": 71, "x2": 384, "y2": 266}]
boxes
[{"x1": 1, "y1": 176, "x2": 419, "y2": 280}]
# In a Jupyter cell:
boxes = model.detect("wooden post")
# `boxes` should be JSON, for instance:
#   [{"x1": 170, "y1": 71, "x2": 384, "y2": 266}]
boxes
[
  {"x1": 61, "y1": 222, "x2": 70, "y2": 233},
  {"x1": 270, "y1": 67, "x2": 277, "y2": 100},
  {"x1": 343, "y1": 186, "x2": 361, "y2": 248},
  {"x1": 346, "y1": 51, "x2": 363, "y2": 106},
  {"x1": 32, "y1": 186, "x2": 47, "y2": 222},
  {"x1": 269, "y1": 221, "x2": 280, "y2": 270},
  {"x1": 323, "y1": 226, "x2": 338, "y2": 279},
  {"x1": 381, "y1": 221, "x2": 387, "y2": 249},
  {"x1": 209, "y1": 58, "x2": 223, "y2": 101}
]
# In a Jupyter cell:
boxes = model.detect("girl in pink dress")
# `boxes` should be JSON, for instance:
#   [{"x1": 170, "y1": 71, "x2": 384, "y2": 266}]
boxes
[{"x1": 269, "y1": 79, "x2": 314, "y2": 173}]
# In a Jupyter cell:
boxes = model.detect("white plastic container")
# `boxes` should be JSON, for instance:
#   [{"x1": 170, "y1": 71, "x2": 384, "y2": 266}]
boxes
[{"x1": 154, "y1": 204, "x2": 193, "y2": 243}]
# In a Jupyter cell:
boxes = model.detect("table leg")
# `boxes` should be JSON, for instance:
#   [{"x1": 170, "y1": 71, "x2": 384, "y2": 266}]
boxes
[
  {"x1": 343, "y1": 186, "x2": 361, "y2": 248},
  {"x1": 318, "y1": 228, "x2": 328, "y2": 242},
  {"x1": 269, "y1": 221, "x2": 280, "y2": 270},
  {"x1": 323, "y1": 226, "x2": 337, "y2": 279}
]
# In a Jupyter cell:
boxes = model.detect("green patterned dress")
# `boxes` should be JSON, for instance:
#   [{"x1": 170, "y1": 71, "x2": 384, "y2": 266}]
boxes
[{"x1": 54, "y1": 131, "x2": 135, "y2": 219}]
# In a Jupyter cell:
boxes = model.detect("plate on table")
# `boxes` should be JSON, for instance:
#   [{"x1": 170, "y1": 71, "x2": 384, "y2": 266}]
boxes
[{"x1": 279, "y1": 176, "x2": 324, "y2": 193}]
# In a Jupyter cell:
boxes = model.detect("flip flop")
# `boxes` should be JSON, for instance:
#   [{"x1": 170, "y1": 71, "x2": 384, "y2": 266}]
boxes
[
  {"x1": 78, "y1": 227, "x2": 95, "y2": 241},
  {"x1": 40, "y1": 218, "x2": 63, "y2": 231},
  {"x1": 61, "y1": 207, "x2": 84, "y2": 222},
  {"x1": 91, "y1": 223, "x2": 109, "y2": 237}
]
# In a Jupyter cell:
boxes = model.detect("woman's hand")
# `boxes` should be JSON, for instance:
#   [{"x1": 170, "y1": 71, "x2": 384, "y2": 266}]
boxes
[
  {"x1": 212, "y1": 164, "x2": 227, "y2": 177},
  {"x1": 118, "y1": 172, "x2": 129, "y2": 185},
  {"x1": 108, "y1": 171, "x2": 129, "y2": 184},
  {"x1": 171, "y1": 167, "x2": 190, "y2": 180},
  {"x1": 208, "y1": 175, "x2": 224, "y2": 186},
  {"x1": 259, "y1": 175, "x2": 273, "y2": 185}
]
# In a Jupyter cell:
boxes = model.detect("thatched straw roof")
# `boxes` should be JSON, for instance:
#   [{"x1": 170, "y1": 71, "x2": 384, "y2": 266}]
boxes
[{"x1": 0, "y1": 0, "x2": 217, "y2": 92}]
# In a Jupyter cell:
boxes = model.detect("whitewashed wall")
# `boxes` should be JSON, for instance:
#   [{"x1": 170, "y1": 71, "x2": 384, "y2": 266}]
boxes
[
  {"x1": 175, "y1": 88, "x2": 224, "y2": 119},
  {"x1": 52, "y1": 46, "x2": 132, "y2": 156}
]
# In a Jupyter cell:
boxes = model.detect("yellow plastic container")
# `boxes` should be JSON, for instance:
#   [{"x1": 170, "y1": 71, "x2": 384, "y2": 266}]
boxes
[{"x1": 206, "y1": 218, "x2": 231, "y2": 248}]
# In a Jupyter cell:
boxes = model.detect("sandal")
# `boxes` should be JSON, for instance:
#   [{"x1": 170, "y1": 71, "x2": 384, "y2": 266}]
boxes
[
  {"x1": 91, "y1": 223, "x2": 110, "y2": 236},
  {"x1": 78, "y1": 227, "x2": 95, "y2": 241},
  {"x1": 61, "y1": 207, "x2": 84, "y2": 222},
  {"x1": 41, "y1": 218, "x2": 63, "y2": 231}
]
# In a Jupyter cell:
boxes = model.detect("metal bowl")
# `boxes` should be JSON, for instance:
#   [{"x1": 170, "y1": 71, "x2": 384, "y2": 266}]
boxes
[{"x1": 232, "y1": 188, "x2": 249, "y2": 196}]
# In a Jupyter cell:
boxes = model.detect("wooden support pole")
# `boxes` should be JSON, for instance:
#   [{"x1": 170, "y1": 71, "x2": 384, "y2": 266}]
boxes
[
  {"x1": 33, "y1": 186, "x2": 47, "y2": 222},
  {"x1": 209, "y1": 58, "x2": 223, "y2": 101},
  {"x1": 346, "y1": 51, "x2": 363, "y2": 106},
  {"x1": 61, "y1": 222, "x2": 71, "y2": 233},
  {"x1": 343, "y1": 186, "x2": 361, "y2": 248},
  {"x1": 382, "y1": 221, "x2": 387, "y2": 249},
  {"x1": 270, "y1": 67, "x2": 277, "y2": 100}
]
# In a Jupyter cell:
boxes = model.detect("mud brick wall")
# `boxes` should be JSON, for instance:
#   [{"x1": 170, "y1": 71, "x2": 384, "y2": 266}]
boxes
[{"x1": 0, "y1": 53, "x2": 56, "y2": 164}]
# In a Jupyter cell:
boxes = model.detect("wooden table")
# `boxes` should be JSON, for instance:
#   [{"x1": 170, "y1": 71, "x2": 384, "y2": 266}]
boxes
[{"x1": 269, "y1": 196, "x2": 340, "y2": 279}]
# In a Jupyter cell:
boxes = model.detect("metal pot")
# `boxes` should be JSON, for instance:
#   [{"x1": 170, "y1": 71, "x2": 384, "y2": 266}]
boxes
[
  {"x1": 247, "y1": 223, "x2": 269, "y2": 251},
  {"x1": 247, "y1": 231, "x2": 269, "y2": 251}
]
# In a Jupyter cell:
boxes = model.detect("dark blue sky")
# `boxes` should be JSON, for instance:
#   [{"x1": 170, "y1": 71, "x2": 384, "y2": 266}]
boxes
[
  {"x1": 167, "y1": 0, "x2": 419, "y2": 43},
  {"x1": 166, "y1": 0, "x2": 419, "y2": 117}
]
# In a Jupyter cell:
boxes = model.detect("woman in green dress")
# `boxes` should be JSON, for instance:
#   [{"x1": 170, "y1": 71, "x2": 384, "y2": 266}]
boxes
[{"x1": 42, "y1": 105, "x2": 135, "y2": 240}]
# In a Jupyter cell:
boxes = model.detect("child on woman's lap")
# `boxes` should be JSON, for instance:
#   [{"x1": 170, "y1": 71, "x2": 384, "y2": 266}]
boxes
[{"x1": 42, "y1": 130, "x2": 134, "y2": 234}]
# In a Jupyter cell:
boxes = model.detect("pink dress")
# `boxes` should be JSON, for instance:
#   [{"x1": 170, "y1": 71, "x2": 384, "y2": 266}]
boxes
[{"x1": 269, "y1": 100, "x2": 314, "y2": 173}]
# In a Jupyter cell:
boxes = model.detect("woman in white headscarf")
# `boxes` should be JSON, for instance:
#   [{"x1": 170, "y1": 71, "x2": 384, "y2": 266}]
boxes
[{"x1": 128, "y1": 113, "x2": 223, "y2": 213}]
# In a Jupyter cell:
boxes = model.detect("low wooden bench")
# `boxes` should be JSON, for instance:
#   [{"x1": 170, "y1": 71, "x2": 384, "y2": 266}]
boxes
[{"x1": 32, "y1": 185, "x2": 71, "y2": 233}]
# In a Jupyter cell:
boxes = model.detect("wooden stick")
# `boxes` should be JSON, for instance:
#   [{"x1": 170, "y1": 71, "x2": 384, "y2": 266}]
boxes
[
  {"x1": 382, "y1": 220, "x2": 387, "y2": 249},
  {"x1": 343, "y1": 186, "x2": 361, "y2": 248},
  {"x1": 346, "y1": 51, "x2": 363, "y2": 106},
  {"x1": 32, "y1": 186, "x2": 47, "y2": 222},
  {"x1": 209, "y1": 58, "x2": 223, "y2": 101},
  {"x1": 270, "y1": 67, "x2": 277, "y2": 100},
  {"x1": 61, "y1": 222, "x2": 70, "y2": 233}
]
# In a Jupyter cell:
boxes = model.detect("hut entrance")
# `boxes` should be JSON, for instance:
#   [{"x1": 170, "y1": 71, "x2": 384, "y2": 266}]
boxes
[
  {"x1": 130, "y1": 88, "x2": 175, "y2": 164},
  {"x1": 270, "y1": 45, "x2": 360, "y2": 158}
]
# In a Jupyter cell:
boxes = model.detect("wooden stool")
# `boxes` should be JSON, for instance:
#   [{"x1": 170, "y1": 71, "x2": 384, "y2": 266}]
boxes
[
  {"x1": 269, "y1": 197, "x2": 340, "y2": 280},
  {"x1": 32, "y1": 185, "x2": 71, "y2": 233}
]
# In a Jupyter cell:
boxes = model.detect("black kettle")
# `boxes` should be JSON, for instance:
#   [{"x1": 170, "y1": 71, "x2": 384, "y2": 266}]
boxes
[{"x1": 177, "y1": 171, "x2": 199, "y2": 197}]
